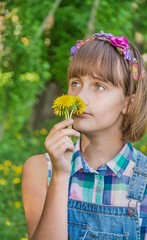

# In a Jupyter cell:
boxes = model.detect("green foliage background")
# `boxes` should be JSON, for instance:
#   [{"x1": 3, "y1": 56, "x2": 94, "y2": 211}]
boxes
[{"x1": 0, "y1": 0, "x2": 146, "y2": 239}]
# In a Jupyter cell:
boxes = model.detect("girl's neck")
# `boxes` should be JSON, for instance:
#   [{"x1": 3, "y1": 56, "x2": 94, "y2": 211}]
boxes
[{"x1": 80, "y1": 132, "x2": 125, "y2": 170}]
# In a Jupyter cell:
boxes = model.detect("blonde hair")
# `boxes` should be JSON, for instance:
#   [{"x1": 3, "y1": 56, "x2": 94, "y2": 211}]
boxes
[{"x1": 68, "y1": 40, "x2": 147, "y2": 142}]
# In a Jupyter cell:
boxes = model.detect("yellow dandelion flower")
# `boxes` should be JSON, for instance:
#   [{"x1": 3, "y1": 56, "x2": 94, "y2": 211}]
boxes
[
  {"x1": 52, "y1": 95, "x2": 75, "y2": 116},
  {"x1": 71, "y1": 96, "x2": 86, "y2": 115},
  {"x1": 12, "y1": 165, "x2": 22, "y2": 174},
  {"x1": 40, "y1": 128, "x2": 48, "y2": 135},
  {"x1": 5, "y1": 220, "x2": 11, "y2": 226},
  {"x1": 140, "y1": 145, "x2": 147, "y2": 153},
  {"x1": 4, "y1": 167, "x2": 9, "y2": 176},
  {"x1": 4, "y1": 160, "x2": 12, "y2": 167},
  {"x1": 20, "y1": 238, "x2": 28, "y2": 240},
  {"x1": 13, "y1": 177, "x2": 21, "y2": 184},
  {"x1": 0, "y1": 164, "x2": 4, "y2": 170},
  {"x1": 0, "y1": 178, "x2": 6, "y2": 185},
  {"x1": 52, "y1": 95, "x2": 86, "y2": 118},
  {"x1": 14, "y1": 201, "x2": 21, "y2": 208}
]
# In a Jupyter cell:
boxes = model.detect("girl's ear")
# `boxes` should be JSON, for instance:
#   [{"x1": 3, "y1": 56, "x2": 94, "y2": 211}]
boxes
[{"x1": 122, "y1": 94, "x2": 135, "y2": 115}]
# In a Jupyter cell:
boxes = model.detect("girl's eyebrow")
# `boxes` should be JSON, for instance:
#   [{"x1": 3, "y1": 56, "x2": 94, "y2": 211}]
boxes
[
  {"x1": 92, "y1": 76, "x2": 114, "y2": 87},
  {"x1": 92, "y1": 76, "x2": 104, "y2": 81},
  {"x1": 69, "y1": 77, "x2": 81, "y2": 81},
  {"x1": 92, "y1": 76, "x2": 106, "y2": 83}
]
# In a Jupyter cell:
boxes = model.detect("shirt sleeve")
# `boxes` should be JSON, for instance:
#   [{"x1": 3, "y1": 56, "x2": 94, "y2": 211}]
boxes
[{"x1": 45, "y1": 153, "x2": 52, "y2": 183}]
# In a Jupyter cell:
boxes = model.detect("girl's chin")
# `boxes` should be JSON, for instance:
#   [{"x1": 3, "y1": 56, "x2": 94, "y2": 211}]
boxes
[
  {"x1": 73, "y1": 123, "x2": 88, "y2": 132},
  {"x1": 73, "y1": 115, "x2": 93, "y2": 132}
]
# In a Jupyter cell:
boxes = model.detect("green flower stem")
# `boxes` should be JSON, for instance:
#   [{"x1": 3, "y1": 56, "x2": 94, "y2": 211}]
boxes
[
  {"x1": 64, "y1": 108, "x2": 72, "y2": 130},
  {"x1": 65, "y1": 108, "x2": 70, "y2": 119},
  {"x1": 69, "y1": 109, "x2": 75, "y2": 119}
]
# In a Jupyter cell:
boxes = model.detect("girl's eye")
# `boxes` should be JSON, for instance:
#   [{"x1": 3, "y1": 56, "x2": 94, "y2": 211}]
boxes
[
  {"x1": 71, "y1": 81, "x2": 81, "y2": 87},
  {"x1": 95, "y1": 84, "x2": 105, "y2": 91}
]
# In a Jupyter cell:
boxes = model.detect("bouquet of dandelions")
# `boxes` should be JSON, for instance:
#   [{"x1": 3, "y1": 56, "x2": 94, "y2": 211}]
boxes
[{"x1": 52, "y1": 95, "x2": 86, "y2": 129}]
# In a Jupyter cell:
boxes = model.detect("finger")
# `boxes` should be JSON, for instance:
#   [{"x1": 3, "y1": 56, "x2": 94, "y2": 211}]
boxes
[
  {"x1": 53, "y1": 140, "x2": 75, "y2": 156},
  {"x1": 49, "y1": 119, "x2": 74, "y2": 136},
  {"x1": 46, "y1": 135, "x2": 74, "y2": 157},
  {"x1": 45, "y1": 127, "x2": 80, "y2": 143}
]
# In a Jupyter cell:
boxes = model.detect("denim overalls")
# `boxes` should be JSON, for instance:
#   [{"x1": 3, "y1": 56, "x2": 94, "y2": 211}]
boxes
[{"x1": 46, "y1": 151, "x2": 147, "y2": 240}]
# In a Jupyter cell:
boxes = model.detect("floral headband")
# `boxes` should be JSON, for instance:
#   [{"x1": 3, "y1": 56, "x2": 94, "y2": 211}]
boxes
[{"x1": 70, "y1": 31, "x2": 139, "y2": 81}]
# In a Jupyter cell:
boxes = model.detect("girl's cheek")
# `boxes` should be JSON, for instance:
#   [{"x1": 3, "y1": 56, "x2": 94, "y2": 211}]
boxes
[{"x1": 68, "y1": 87, "x2": 79, "y2": 96}]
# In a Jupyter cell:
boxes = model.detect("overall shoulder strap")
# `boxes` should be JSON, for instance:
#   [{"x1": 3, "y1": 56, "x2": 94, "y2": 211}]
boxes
[{"x1": 128, "y1": 151, "x2": 147, "y2": 201}]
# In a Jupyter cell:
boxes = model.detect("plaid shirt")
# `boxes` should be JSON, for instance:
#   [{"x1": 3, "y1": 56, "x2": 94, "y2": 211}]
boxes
[{"x1": 67, "y1": 140, "x2": 147, "y2": 240}]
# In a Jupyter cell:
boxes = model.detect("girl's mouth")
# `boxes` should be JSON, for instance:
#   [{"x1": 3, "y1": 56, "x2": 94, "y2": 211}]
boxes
[{"x1": 77, "y1": 112, "x2": 91, "y2": 118}]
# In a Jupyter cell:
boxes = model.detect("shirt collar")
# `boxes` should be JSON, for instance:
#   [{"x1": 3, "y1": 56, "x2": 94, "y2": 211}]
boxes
[
  {"x1": 106, "y1": 142, "x2": 136, "y2": 178},
  {"x1": 70, "y1": 139, "x2": 137, "y2": 178}
]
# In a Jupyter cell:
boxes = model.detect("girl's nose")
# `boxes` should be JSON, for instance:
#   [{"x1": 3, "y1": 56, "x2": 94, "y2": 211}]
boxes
[{"x1": 78, "y1": 90, "x2": 89, "y2": 106}]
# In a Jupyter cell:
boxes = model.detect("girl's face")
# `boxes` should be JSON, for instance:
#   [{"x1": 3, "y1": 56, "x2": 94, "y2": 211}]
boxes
[{"x1": 68, "y1": 75, "x2": 128, "y2": 136}]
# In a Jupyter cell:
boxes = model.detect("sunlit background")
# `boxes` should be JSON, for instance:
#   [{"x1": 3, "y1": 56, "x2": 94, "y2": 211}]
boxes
[{"x1": 0, "y1": 0, "x2": 147, "y2": 239}]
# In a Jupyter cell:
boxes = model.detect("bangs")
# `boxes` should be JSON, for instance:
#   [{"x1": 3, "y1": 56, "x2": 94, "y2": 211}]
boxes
[{"x1": 68, "y1": 40, "x2": 129, "y2": 88}]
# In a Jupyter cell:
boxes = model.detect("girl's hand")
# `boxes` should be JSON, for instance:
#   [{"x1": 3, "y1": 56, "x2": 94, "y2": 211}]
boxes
[{"x1": 45, "y1": 119, "x2": 80, "y2": 175}]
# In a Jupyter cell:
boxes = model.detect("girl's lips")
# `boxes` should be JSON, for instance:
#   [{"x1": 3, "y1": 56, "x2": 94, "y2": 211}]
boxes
[{"x1": 77, "y1": 112, "x2": 91, "y2": 118}]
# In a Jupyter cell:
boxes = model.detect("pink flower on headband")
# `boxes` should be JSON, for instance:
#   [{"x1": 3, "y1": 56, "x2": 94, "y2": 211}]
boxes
[
  {"x1": 109, "y1": 36, "x2": 129, "y2": 53},
  {"x1": 93, "y1": 32, "x2": 135, "y2": 62},
  {"x1": 93, "y1": 32, "x2": 129, "y2": 51},
  {"x1": 110, "y1": 36, "x2": 136, "y2": 62}
]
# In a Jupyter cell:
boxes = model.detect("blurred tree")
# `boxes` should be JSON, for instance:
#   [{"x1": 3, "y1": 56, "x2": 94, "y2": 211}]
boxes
[{"x1": 0, "y1": 0, "x2": 53, "y2": 137}]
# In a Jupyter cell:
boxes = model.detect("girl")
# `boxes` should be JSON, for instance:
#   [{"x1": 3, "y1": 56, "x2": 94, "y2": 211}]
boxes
[{"x1": 22, "y1": 31, "x2": 147, "y2": 240}]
